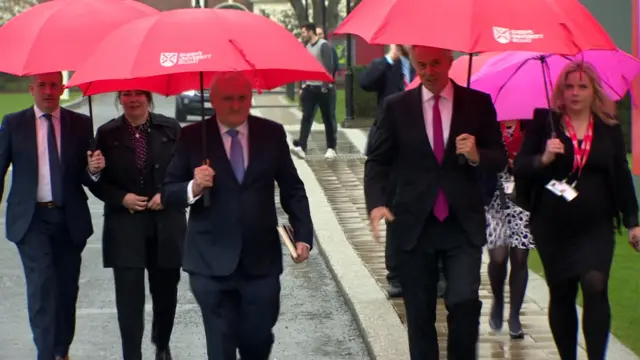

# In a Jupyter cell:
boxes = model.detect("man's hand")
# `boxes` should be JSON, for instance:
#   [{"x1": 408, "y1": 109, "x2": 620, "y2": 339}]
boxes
[
  {"x1": 123, "y1": 193, "x2": 148, "y2": 212},
  {"x1": 369, "y1": 206, "x2": 394, "y2": 242},
  {"x1": 455, "y1": 134, "x2": 479, "y2": 164},
  {"x1": 147, "y1": 193, "x2": 163, "y2": 211},
  {"x1": 628, "y1": 227, "x2": 640, "y2": 251},
  {"x1": 192, "y1": 163, "x2": 215, "y2": 198},
  {"x1": 87, "y1": 150, "x2": 105, "y2": 174},
  {"x1": 293, "y1": 242, "x2": 310, "y2": 263}
]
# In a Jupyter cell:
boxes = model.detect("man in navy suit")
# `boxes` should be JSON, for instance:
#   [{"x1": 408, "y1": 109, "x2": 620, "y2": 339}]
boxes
[
  {"x1": 0, "y1": 72, "x2": 105, "y2": 360},
  {"x1": 163, "y1": 72, "x2": 314, "y2": 360}
]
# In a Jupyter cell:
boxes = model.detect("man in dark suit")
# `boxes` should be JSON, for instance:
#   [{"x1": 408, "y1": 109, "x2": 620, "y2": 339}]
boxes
[
  {"x1": 364, "y1": 46, "x2": 506, "y2": 359},
  {"x1": 359, "y1": 44, "x2": 415, "y2": 297},
  {"x1": 163, "y1": 72, "x2": 314, "y2": 360},
  {"x1": 0, "y1": 72, "x2": 105, "y2": 360}
]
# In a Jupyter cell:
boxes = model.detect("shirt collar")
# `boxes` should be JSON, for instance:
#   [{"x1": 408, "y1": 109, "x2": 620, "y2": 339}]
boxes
[
  {"x1": 218, "y1": 119, "x2": 249, "y2": 136},
  {"x1": 421, "y1": 80, "x2": 454, "y2": 103},
  {"x1": 34, "y1": 105, "x2": 61, "y2": 120}
]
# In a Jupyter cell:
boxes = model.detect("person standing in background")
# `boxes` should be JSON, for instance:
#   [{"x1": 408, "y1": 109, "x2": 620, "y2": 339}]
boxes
[
  {"x1": 91, "y1": 90, "x2": 185, "y2": 360},
  {"x1": 359, "y1": 44, "x2": 415, "y2": 297},
  {"x1": 316, "y1": 27, "x2": 339, "y2": 129},
  {"x1": 292, "y1": 22, "x2": 337, "y2": 160}
]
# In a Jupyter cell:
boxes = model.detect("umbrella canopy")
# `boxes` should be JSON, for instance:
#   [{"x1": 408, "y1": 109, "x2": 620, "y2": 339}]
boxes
[
  {"x1": 0, "y1": 0, "x2": 158, "y2": 75},
  {"x1": 68, "y1": 8, "x2": 332, "y2": 95},
  {"x1": 334, "y1": 0, "x2": 615, "y2": 54}
]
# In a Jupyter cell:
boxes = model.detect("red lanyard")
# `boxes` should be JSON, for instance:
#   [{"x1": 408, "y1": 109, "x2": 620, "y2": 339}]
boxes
[{"x1": 564, "y1": 116, "x2": 594, "y2": 176}]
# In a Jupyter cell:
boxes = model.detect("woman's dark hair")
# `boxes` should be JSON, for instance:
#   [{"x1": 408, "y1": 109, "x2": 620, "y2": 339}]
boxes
[{"x1": 115, "y1": 90, "x2": 155, "y2": 111}]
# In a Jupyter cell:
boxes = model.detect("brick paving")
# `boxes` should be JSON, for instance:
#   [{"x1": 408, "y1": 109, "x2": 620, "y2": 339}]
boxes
[{"x1": 255, "y1": 98, "x2": 590, "y2": 360}]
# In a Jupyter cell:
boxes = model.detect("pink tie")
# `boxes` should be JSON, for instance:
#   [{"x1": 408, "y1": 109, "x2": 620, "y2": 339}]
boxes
[{"x1": 432, "y1": 95, "x2": 449, "y2": 221}]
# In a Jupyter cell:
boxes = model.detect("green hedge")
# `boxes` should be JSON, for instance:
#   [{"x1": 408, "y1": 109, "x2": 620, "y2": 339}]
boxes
[
  {"x1": 0, "y1": 74, "x2": 31, "y2": 92},
  {"x1": 353, "y1": 65, "x2": 378, "y2": 119},
  {"x1": 617, "y1": 94, "x2": 631, "y2": 153}
]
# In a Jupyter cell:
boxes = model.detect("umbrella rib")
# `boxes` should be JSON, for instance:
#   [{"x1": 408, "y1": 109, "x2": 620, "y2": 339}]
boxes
[{"x1": 493, "y1": 57, "x2": 536, "y2": 105}]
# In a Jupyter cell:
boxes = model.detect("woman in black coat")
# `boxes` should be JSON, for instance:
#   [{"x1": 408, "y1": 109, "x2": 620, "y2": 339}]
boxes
[
  {"x1": 514, "y1": 62, "x2": 640, "y2": 360},
  {"x1": 91, "y1": 90, "x2": 186, "y2": 360}
]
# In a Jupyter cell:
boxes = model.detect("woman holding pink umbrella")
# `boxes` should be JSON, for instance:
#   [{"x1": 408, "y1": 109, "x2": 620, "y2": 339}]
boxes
[{"x1": 514, "y1": 61, "x2": 640, "y2": 359}]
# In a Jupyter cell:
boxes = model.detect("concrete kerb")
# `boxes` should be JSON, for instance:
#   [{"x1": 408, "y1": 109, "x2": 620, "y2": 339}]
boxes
[
  {"x1": 257, "y1": 97, "x2": 410, "y2": 360},
  {"x1": 287, "y1": 142, "x2": 410, "y2": 360}
]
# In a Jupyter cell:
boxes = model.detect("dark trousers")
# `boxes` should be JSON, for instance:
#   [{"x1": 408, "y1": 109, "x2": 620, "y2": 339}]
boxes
[
  {"x1": 17, "y1": 207, "x2": 83, "y2": 360},
  {"x1": 296, "y1": 86, "x2": 337, "y2": 151},
  {"x1": 190, "y1": 271, "x2": 281, "y2": 360},
  {"x1": 113, "y1": 266, "x2": 180, "y2": 360},
  {"x1": 399, "y1": 215, "x2": 482, "y2": 360}
]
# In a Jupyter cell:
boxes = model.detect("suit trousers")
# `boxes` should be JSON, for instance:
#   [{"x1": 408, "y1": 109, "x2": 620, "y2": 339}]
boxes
[
  {"x1": 399, "y1": 215, "x2": 482, "y2": 360},
  {"x1": 17, "y1": 206, "x2": 83, "y2": 360},
  {"x1": 190, "y1": 270, "x2": 281, "y2": 360}
]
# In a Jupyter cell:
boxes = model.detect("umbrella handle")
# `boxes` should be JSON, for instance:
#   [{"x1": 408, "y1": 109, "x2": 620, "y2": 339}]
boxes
[{"x1": 203, "y1": 159, "x2": 211, "y2": 207}]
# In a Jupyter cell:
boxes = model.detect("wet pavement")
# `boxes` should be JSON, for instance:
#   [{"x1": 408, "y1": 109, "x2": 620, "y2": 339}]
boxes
[{"x1": 0, "y1": 93, "x2": 370, "y2": 359}]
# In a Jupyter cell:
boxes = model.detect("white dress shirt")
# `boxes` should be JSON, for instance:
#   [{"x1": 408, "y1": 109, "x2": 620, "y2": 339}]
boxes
[
  {"x1": 35, "y1": 106, "x2": 61, "y2": 202},
  {"x1": 187, "y1": 120, "x2": 249, "y2": 203},
  {"x1": 421, "y1": 80, "x2": 454, "y2": 148}
]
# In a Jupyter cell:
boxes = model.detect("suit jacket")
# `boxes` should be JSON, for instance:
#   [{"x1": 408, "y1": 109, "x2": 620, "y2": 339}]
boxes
[
  {"x1": 359, "y1": 57, "x2": 415, "y2": 107},
  {"x1": 0, "y1": 107, "x2": 95, "y2": 244},
  {"x1": 91, "y1": 113, "x2": 186, "y2": 268},
  {"x1": 364, "y1": 82, "x2": 507, "y2": 249},
  {"x1": 163, "y1": 115, "x2": 313, "y2": 277},
  {"x1": 513, "y1": 108, "x2": 639, "y2": 229},
  {"x1": 360, "y1": 57, "x2": 415, "y2": 156}
]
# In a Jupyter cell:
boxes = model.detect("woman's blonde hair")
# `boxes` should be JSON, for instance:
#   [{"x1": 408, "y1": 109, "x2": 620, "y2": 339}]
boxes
[{"x1": 550, "y1": 60, "x2": 617, "y2": 125}]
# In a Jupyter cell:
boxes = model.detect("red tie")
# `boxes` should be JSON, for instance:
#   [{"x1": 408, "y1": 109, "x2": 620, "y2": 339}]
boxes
[{"x1": 432, "y1": 95, "x2": 449, "y2": 221}]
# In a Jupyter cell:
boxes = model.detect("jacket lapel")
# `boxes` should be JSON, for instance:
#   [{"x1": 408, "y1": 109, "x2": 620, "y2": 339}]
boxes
[
  {"x1": 444, "y1": 83, "x2": 465, "y2": 164},
  {"x1": 242, "y1": 117, "x2": 262, "y2": 186},
  {"x1": 23, "y1": 108, "x2": 39, "y2": 177}
]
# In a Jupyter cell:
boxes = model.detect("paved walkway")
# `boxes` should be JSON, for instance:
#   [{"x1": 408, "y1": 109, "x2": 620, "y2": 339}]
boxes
[{"x1": 252, "y1": 92, "x2": 640, "y2": 360}]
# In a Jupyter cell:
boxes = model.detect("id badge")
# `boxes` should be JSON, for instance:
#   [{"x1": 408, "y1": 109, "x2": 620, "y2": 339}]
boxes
[
  {"x1": 559, "y1": 182, "x2": 578, "y2": 202},
  {"x1": 545, "y1": 180, "x2": 563, "y2": 196},
  {"x1": 503, "y1": 181, "x2": 515, "y2": 195}
]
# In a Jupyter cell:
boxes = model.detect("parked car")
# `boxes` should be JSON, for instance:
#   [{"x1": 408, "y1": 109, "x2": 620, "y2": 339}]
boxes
[{"x1": 175, "y1": 89, "x2": 215, "y2": 122}]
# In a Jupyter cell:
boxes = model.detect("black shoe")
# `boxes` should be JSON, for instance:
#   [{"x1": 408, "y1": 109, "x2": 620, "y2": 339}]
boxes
[
  {"x1": 437, "y1": 278, "x2": 446, "y2": 298},
  {"x1": 509, "y1": 317, "x2": 525, "y2": 339},
  {"x1": 387, "y1": 282, "x2": 402, "y2": 298},
  {"x1": 489, "y1": 300, "x2": 504, "y2": 332},
  {"x1": 156, "y1": 347, "x2": 173, "y2": 360}
]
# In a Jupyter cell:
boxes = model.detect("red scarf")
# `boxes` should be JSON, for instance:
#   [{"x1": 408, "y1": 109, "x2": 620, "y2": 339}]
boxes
[{"x1": 501, "y1": 121, "x2": 524, "y2": 160}]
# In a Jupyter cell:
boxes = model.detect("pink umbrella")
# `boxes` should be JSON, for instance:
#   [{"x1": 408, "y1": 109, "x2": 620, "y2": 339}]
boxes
[{"x1": 470, "y1": 49, "x2": 640, "y2": 120}]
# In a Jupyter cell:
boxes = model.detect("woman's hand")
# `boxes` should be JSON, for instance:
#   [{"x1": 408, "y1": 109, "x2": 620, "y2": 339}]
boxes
[
  {"x1": 628, "y1": 227, "x2": 640, "y2": 251},
  {"x1": 541, "y1": 138, "x2": 565, "y2": 166}
]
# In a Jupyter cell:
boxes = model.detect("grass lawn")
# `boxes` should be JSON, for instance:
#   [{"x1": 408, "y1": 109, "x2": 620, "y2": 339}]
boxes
[
  {"x1": 0, "y1": 92, "x2": 82, "y2": 120},
  {"x1": 527, "y1": 155, "x2": 640, "y2": 355}
]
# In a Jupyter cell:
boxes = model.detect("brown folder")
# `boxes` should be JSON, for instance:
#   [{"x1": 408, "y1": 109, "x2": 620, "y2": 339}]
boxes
[{"x1": 277, "y1": 224, "x2": 298, "y2": 259}]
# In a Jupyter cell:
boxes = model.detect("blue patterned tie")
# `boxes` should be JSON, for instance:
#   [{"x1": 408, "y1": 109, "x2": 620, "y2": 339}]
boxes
[
  {"x1": 227, "y1": 129, "x2": 245, "y2": 183},
  {"x1": 43, "y1": 113, "x2": 63, "y2": 205}
]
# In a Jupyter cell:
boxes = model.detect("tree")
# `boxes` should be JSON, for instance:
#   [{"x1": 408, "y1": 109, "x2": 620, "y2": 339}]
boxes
[
  {"x1": 288, "y1": 0, "x2": 342, "y2": 32},
  {"x1": 259, "y1": 8, "x2": 302, "y2": 37},
  {"x1": 0, "y1": 0, "x2": 40, "y2": 24}
]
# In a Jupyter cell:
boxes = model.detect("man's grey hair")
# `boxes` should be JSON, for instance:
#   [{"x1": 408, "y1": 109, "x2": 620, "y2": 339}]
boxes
[
  {"x1": 209, "y1": 72, "x2": 252, "y2": 94},
  {"x1": 407, "y1": 46, "x2": 454, "y2": 60}
]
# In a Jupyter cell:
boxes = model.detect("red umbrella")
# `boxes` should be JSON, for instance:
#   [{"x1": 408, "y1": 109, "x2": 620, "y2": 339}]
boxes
[
  {"x1": 67, "y1": 8, "x2": 332, "y2": 94},
  {"x1": 407, "y1": 52, "x2": 502, "y2": 90},
  {"x1": 334, "y1": 0, "x2": 615, "y2": 54},
  {"x1": 0, "y1": 0, "x2": 158, "y2": 75}
]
